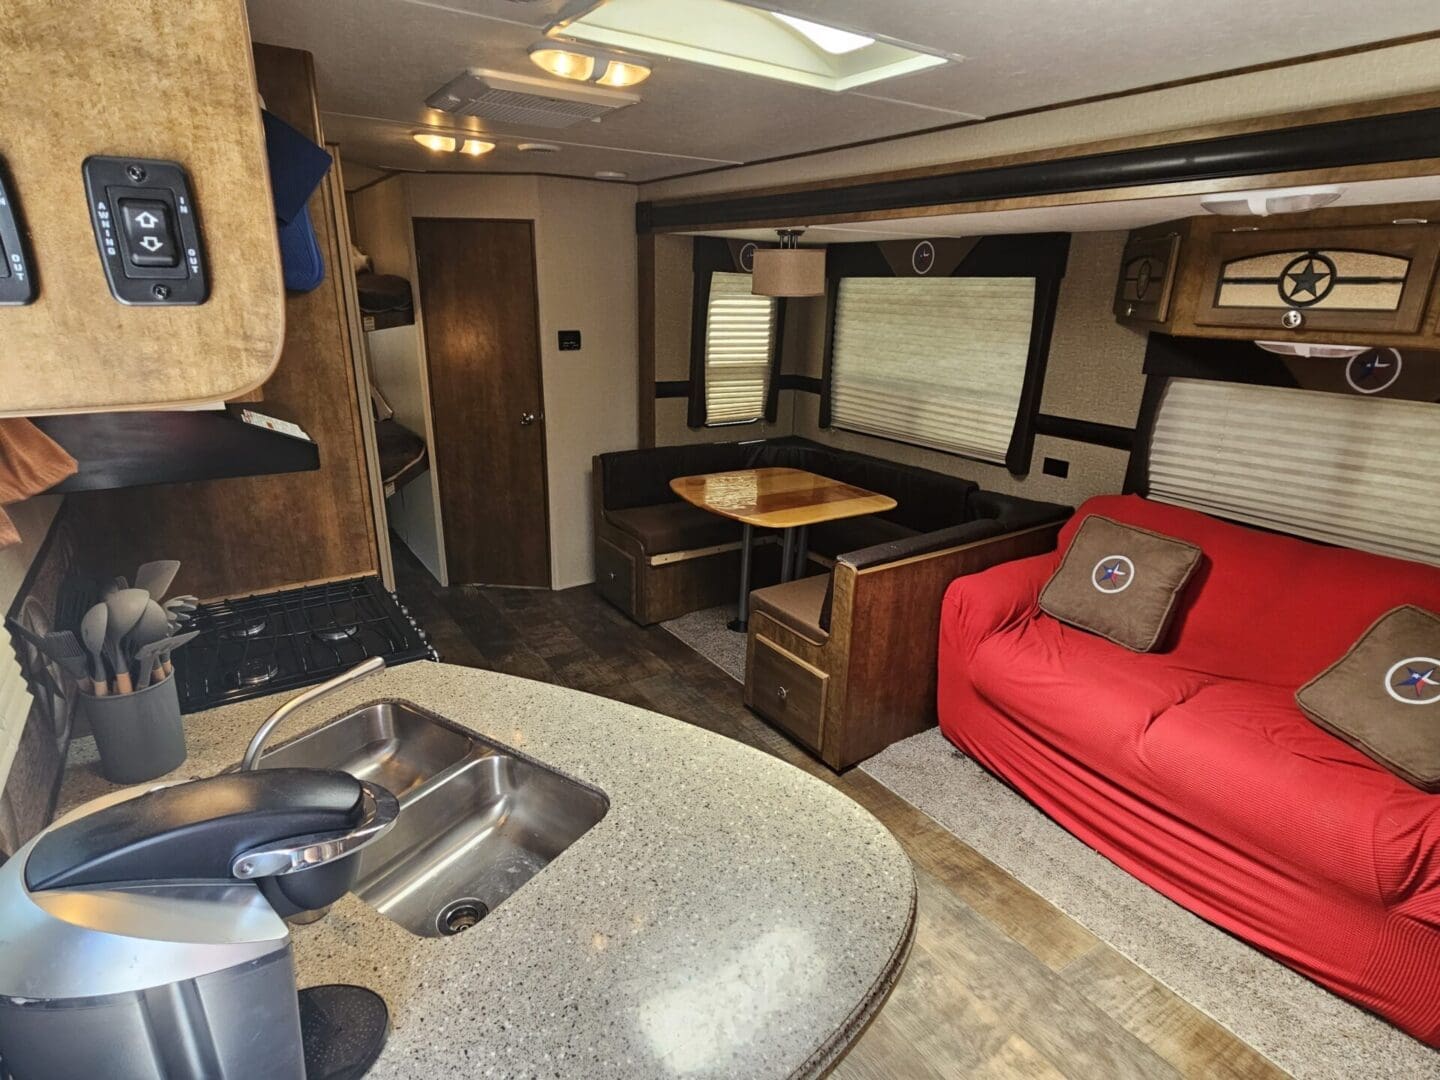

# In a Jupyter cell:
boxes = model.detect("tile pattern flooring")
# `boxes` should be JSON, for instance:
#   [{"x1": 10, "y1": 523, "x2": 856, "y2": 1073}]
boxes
[{"x1": 394, "y1": 546, "x2": 1286, "y2": 1079}]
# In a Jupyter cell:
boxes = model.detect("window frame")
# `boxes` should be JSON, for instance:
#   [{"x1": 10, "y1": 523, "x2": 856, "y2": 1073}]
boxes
[
  {"x1": 687, "y1": 238, "x2": 786, "y2": 429},
  {"x1": 818, "y1": 235, "x2": 1069, "y2": 475}
]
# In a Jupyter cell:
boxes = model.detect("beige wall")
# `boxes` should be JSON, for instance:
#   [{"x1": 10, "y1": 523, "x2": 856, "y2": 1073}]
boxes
[
  {"x1": 641, "y1": 39, "x2": 1440, "y2": 201},
  {"x1": 646, "y1": 231, "x2": 1148, "y2": 506},
  {"x1": 0, "y1": 496, "x2": 61, "y2": 795},
  {"x1": 357, "y1": 174, "x2": 640, "y2": 590}
]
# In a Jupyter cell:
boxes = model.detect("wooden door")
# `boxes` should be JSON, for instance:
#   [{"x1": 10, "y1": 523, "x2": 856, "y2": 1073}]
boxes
[{"x1": 414, "y1": 218, "x2": 550, "y2": 587}]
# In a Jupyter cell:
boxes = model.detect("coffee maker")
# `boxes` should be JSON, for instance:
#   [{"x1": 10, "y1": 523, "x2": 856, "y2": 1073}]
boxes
[{"x1": 0, "y1": 767, "x2": 397, "y2": 1079}]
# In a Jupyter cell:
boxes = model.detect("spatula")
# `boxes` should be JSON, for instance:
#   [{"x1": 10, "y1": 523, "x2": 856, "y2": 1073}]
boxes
[
  {"x1": 134, "y1": 560, "x2": 181, "y2": 602},
  {"x1": 42, "y1": 631, "x2": 92, "y2": 684},
  {"x1": 126, "y1": 600, "x2": 173, "y2": 685},
  {"x1": 135, "y1": 631, "x2": 198, "y2": 690},
  {"x1": 80, "y1": 603, "x2": 109, "y2": 696},
  {"x1": 103, "y1": 589, "x2": 148, "y2": 693}
]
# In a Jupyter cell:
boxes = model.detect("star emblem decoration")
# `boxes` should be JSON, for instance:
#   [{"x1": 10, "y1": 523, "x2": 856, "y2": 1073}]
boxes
[
  {"x1": 1395, "y1": 665, "x2": 1440, "y2": 700},
  {"x1": 1098, "y1": 562, "x2": 1128, "y2": 585},
  {"x1": 1284, "y1": 257, "x2": 1331, "y2": 299}
]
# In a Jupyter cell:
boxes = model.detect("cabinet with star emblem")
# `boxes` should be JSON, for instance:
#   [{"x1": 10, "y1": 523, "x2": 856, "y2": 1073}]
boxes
[
  {"x1": 1192, "y1": 223, "x2": 1440, "y2": 336},
  {"x1": 1113, "y1": 227, "x2": 1185, "y2": 326}
]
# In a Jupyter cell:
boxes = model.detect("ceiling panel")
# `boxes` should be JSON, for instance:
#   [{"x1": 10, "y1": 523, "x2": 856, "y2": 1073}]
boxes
[{"x1": 246, "y1": 0, "x2": 1440, "y2": 184}]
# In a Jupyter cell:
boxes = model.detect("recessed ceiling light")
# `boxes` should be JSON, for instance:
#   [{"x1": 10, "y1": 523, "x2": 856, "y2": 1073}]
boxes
[
  {"x1": 459, "y1": 138, "x2": 496, "y2": 156},
  {"x1": 517, "y1": 142, "x2": 561, "y2": 153},
  {"x1": 771, "y1": 12, "x2": 874, "y2": 55},
  {"x1": 595, "y1": 170, "x2": 628, "y2": 180},
  {"x1": 1200, "y1": 185, "x2": 1343, "y2": 216},
  {"x1": 550, "y1": 0, "x2": 947, "y2": 92},
  {"x1": 412, "y1": 131, "x2": 458, "y2": 152},
  {"x1": 596, "y1": 58, "x2": 653, "y2": 87},
  {"x1": 529, "y1": 45, "x2": 597, "y2": 81}
]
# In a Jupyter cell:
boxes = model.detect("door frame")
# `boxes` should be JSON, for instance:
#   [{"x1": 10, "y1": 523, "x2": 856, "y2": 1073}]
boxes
[{"x1": 413, "y1": 216, "x2": 553, "y2": 589}]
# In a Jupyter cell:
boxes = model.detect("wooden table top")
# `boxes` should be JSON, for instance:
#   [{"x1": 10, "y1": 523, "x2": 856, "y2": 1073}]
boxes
[{"x1": 670, "y1": 467, "x2": 898, "y2": 529}]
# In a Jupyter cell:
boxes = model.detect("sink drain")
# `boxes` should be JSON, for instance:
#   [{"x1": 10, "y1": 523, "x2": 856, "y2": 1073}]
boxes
[{"x1": 437, "y1": 898, "x2": 488, "y2": 936}]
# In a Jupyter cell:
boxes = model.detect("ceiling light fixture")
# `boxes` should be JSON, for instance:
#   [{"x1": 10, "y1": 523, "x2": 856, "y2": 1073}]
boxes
[
  {"x1": 1200, "y1": 185, "x2": 1343, "y2": 217},
  {"x1": 771, "y1": 12, "x2": 874, "y2": 55},
  {"x1": 459, "y1": 138, "x2": 496, "y2": 156},
  {"x1": 752, "y1": 229, "x2": 825, "y2": 297},
  {"x1": 412, "y1": 132, "x2": 458, "y2": 152},
  {"x1": 528, "y1": 42, "x2": 652, "y2": 87},
  {"x1": 595, "y1": 170, "x2": 629, "y2": 180},
  {"x1": 517, "y1": 142, "x2": 561, "y2": 153},
  {"x1": 529, "y1": 45, "x2": 597, "y2": 82}
]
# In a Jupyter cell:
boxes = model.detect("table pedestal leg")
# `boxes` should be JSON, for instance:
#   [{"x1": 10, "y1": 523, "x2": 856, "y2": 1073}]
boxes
[
  {"x1": 780, "y1": 528, "x2": 797, "y2": 584},
  {"x1": 793, "y1": 525, "x2": 809, "y2": 579},
  {"x1": 728, "y1": 523, "x2": 754, "y2": 632}
]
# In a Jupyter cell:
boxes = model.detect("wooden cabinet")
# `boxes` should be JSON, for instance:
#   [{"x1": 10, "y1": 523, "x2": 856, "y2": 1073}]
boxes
[
  {"x1": 748, "y1": 636, "x2": 827, "y2": 753},
  {"x1": 1113, "y1": 227, "x2": 1184, "y2": 326},
  {"x1": 1193, "y1": 224, "x2": 1440, "y2": 336}
]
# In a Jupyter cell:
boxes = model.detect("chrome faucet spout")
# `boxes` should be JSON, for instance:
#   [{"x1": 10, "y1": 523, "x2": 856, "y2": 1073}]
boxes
[{"x1": 242, "y1": 657, "x2": 386, "y2": 770}]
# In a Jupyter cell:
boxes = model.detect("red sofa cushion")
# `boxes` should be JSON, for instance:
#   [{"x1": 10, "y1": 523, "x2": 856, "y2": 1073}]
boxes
[{"x1": 1050, "y1": 496, "x2": 1440, "y2": 685}]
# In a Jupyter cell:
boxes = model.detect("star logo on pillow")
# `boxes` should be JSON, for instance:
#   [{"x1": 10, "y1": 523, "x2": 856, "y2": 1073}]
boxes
[
  {"x1": 1385, "y1": 658, "x2": 1440, "y2": 705},
  {"x1": 1090, "y1": 555, "x2": 1135, "y2": 595}
]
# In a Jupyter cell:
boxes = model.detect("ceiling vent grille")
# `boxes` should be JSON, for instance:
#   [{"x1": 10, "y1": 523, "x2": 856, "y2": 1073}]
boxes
[{"x1": 424, "y1": 69, "x2": 638, "y2": 130}]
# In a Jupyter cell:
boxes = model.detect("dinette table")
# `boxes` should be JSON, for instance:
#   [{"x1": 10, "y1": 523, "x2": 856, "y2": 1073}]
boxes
[{"x1": 670, "y1": 466, "x2": 898, "y2": 631}]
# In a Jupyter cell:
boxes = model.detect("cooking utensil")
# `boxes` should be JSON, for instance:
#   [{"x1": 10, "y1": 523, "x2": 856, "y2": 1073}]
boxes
[
  {"x1": 79, "y1": 604, "x2": 110, "y2": 697},
  {"x1": 42, "y1": 631, "x2": 91, "y2": 684},
  {"x1": 55, "y1": 575, "x2": 100, "y2": 635},
  {"x1": 156, "y1": 629, "x2": 199, "y2": 680},
  {"x1": 126, "y1": 600, "x2": 172, "y2": 684},
  {"x1": 134, "y1": 560, "x2": 181, "y2": 602},
  {"x1": 132, "y1": 640, "x2": 167, "y2": 691},
  {"x1": 103, "y1": 589, "x2": 148, "y2": 694}
]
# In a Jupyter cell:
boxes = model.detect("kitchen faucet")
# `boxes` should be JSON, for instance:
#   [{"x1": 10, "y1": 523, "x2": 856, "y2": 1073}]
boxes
[{"x1": 242, "y1": 656, "x2": 386, "y2": 770}]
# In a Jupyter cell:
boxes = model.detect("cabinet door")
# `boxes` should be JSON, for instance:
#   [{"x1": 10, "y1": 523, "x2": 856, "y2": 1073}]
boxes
[
  {"x1": 1113, "y1": 232, "x2": 1181, "y2": 324},
  {"x1": 1194, "y1": 225, "x2": 1440, "y2": 335}
]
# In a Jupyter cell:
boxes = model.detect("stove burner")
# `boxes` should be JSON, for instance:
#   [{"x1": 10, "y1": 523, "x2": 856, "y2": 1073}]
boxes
[
  {"x1": 313, "y1": 624, "x2": 359, "y2": 643},
  {"x1": 240, "y1": 658, "x2": 279, "y2": 687},
  {"x1": 223, "y1": 617, "x2": 269, "y2": 640}
]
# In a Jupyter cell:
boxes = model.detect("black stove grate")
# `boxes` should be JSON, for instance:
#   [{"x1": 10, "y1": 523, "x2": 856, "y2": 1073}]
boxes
[{"x1": 175, "y1": 576, "x2": 434, "y2": 713}]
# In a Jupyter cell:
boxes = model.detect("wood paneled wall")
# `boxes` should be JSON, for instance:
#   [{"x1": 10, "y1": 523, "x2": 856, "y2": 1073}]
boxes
[{"x1": 64, "y1": 45, "x2": 379, "y2": 601}]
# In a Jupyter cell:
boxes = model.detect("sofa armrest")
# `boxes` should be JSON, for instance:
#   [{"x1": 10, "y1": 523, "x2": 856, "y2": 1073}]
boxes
[{"x1": 940, "y1": 551, "x2": 1057, "y2": 645}]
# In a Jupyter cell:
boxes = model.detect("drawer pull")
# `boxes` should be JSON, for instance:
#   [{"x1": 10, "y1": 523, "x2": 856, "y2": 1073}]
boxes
[
  {"x1": 776, "y1": 685, "x2": 788, "y2": 702},
  {"x1": 607, "y1": 570, "x2": 617, "y2": 580}
]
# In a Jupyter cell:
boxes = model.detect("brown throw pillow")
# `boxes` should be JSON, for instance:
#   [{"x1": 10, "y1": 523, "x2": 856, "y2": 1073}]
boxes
[
  {"x1": 1296, "y1": 606, "x2": 1440, "y2": 792},
  {"x1": 1038, "y1": 515, "x2": 1202, "y2": 652}
]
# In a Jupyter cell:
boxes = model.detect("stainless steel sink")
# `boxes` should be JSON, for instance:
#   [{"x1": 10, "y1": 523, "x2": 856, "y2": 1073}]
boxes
[{"x1": 258, "y1": 701, "x2": 608, "y2": 937}]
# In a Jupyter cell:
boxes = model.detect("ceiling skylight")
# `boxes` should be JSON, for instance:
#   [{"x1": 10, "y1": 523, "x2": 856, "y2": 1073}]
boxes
[
  {"x1": 771, "y1": 13, "x2": 874, "y2": 56},
  {"x1": 549, "y1": 0, "x2": 949, "y2": 92}
]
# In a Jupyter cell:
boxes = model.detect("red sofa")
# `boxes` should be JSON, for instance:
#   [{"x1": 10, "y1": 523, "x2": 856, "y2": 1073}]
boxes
[{"x1": 938, "y1": 494, "x2": 1440, "y2": 1045}]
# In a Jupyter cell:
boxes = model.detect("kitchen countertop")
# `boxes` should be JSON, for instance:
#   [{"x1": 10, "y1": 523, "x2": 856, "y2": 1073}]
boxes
[{"x1": 58, "y1": 662, "x2": 916, "y2": 1079}]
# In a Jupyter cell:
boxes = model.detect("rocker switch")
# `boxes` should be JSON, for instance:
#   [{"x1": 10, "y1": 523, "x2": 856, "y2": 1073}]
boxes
[{"x1": 118, "y1": 198, "x2": 179, "y2": 268}]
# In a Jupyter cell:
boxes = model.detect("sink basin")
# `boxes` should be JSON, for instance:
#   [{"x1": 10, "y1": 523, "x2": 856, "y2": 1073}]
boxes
[{"x1": 258, "y1": 701, "x2": 608, "y2": 937}]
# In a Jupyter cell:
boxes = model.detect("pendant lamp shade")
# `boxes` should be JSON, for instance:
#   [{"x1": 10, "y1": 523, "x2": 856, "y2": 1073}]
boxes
[{"x1": 752, "y1": 230, "x2": 826, "y2": 297}]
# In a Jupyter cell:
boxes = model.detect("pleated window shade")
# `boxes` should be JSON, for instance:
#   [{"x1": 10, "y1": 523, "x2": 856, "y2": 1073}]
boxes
[
  {"x1": 703, "y1": 272, "x2": 779, "y2": 425},
  {"x1": 829, "y1": 277, "x2": 1036, "y2": 463},
  {"x1": 1148, "y1": 378, "x2": 1440, "y2": 565}
]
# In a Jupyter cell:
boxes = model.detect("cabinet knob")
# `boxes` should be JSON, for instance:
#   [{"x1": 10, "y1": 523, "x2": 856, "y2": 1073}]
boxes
[
  {"x1": 607, "y1": 570, "x2": 617, "y2": 580},
  {"x1": 520, "y1": 411, "x2": 538, "y2": 426},
  {"x1": 776, "y1": 685, "x2": 788, "y2": 702},
  {"x1": 1281, "y1": 309, "x2": 1304, "y2": 330}
]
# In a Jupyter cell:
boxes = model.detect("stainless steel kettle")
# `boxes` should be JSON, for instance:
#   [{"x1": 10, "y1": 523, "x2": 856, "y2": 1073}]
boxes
[{"x1": 0, "y1": 768, "x2": 397, "y2": 1080}]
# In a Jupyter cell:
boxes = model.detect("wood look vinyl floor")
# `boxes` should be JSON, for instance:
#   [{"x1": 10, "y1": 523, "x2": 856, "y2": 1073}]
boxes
[{"x1": 393, "y1": 543, "x2": 1287, "y2": 1080}]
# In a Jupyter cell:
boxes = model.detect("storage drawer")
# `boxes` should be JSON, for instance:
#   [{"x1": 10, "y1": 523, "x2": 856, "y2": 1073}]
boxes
[
  {"x1": 749, "y1": 636, "x2": 827, "y2": 752},
  {"x1": 595, "y1": 536, "x2": 636, "y2": 616}
]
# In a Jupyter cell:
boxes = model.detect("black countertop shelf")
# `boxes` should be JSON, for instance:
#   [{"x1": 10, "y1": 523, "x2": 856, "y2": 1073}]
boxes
[{"x1": 34, "y1": 405, "x2": 320, "y2": 494}]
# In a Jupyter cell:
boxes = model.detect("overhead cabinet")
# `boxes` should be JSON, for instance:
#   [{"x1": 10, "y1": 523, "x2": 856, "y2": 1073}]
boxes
[
  {"x1": 1112, "y1": 227, "x2": 1185, "y2": 326},
  {"x1": 1192, "y1": 224, "x2": 1440, "y2": 336}
]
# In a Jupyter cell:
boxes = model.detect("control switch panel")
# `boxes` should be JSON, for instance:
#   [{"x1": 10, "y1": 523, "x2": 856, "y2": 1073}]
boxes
[
  {"x1": 0, "y1": 160, "x2": 37, "y2": 306},
  {"x1": 83, "y1": 156, "x2": 208, "y2": 305}
]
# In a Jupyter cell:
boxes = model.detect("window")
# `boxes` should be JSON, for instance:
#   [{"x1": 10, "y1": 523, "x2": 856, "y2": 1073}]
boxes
[
  {"x1": 828, "y1": 276, "x2": 1036, "y2": 463},
  {"x1": 701, "y1": 271, "x2": 779, "y2": 426},
  {"x1": 1147, "y1": 378, "x2": 1440, "y2": 564}
]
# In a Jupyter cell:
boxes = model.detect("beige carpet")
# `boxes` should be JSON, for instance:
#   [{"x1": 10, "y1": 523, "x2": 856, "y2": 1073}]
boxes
[
  {"x1": 861, "y1": 728, "x2": 1440, "y2": 1080},
  {"x1": 661, "y1": 604, "x2": 746, "y2": 683}
]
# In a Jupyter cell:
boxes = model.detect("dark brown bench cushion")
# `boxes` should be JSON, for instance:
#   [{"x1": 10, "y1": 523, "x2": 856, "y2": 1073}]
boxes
[
  {"x1": 808, "y1": 516, "x2": 918, "y2": 560},
  {"x1": 607, "y1": 503, "x2": 740, "y2": 555},
  {"x1": 751, "y1": 574, "x2": 830, "y2": 645}
]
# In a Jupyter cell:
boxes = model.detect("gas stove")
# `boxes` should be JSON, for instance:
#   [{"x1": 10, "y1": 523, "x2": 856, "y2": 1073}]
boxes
[{"x1": 175, "y1": 576, "x2": 435, "y2": 714}]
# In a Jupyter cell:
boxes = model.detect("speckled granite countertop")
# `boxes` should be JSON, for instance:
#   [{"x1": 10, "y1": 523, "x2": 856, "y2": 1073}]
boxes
[{"x1": 59, "y1": 662, "x2": 916, "y2": 1079}]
